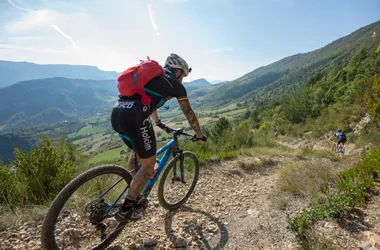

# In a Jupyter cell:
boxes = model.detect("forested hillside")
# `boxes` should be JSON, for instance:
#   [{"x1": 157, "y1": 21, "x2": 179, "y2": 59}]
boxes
[
  {"x1": 199, "y1": 20, "x2": 380, "y2": 108},
  {"x1": 0, "y1": 78, "x2": 117, "y2": 128}
]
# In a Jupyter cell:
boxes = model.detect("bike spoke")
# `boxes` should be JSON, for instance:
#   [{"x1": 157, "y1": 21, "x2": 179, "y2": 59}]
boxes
[
  {"x1": 162, "y1": 156, "x2": 196, "y2": 205},
  {"x1": 51, "y1": 173, "x2": 128, "y2": 249}
]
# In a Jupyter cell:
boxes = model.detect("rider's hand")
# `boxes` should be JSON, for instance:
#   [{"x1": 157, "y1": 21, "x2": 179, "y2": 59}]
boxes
[
  {"x1": 193, "y1": 134, "x2": 207, "y2": 142},
  {"x1": 156, "y1": 120, "x2": 172, "y2": 133}
]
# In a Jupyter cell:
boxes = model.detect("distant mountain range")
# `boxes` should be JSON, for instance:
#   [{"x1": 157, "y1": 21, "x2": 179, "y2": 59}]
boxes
[
  {"x1": 1, "y1": 20, "x2": 379, "y2": 130},
  {"x1": 0, "y1": 77, "x2": 215, "y2": 129},
  {"x1": 185, "y1": 78, "x2": 212, "y2": 87},
  {"x1": 0, "y1": 77, "x2": 117, "y2": 128},
  {"x1": 0, "y1": 61, "x2": 119, "y2": 88},
  {"x1": 210, "y1": 80, "x2": 227, "y2": 84},
  {"x1": 1, "y1": 20, "x2": 379, "y2": 164}
]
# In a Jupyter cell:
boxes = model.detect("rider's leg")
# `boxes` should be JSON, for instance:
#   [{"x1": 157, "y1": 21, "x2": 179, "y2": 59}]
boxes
[
  {"x1": 126, "y1": 154, "x2": 156, "y2": 200},
  {"x1": 127, "y1": 151, "x2": 140, "y2": 176},
  {"x1": 117, "y1": 154, "x2": 155, "y2": 220}
]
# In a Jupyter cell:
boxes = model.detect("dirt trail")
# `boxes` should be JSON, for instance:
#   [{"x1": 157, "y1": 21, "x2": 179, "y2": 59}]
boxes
[
  {"x1": 0, "y1": 144, "x2": 377, "y2": 249},
  {"x1": 0, "y1": 154, "x2": 305, "y2": 250},
  {"x1": 276, "y1": 139, "x2": 307, "y2": 150}
]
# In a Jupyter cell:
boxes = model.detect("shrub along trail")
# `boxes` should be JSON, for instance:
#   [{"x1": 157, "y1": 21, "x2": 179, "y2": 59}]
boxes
[{"x1": 1, "y1": 145, "x2": 379, "y2": 250}]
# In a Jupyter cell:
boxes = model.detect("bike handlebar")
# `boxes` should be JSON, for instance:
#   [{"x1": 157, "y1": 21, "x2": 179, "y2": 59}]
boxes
[{"x1": 162, "y1": 127, "x2": 207, "y2": 142}]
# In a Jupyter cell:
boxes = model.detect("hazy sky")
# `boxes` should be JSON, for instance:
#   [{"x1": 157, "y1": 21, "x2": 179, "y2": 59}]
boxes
[{"x1": 0, "y1": 0, "x2": 379, "y2": 81}]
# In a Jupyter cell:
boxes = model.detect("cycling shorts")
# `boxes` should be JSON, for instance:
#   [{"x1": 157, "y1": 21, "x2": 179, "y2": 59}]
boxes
[{"x1": 111, "y1": 97, "x2": 156, "y2": 159}]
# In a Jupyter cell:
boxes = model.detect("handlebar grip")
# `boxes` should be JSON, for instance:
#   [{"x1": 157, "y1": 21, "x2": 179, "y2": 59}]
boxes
[{"x1": 192, "y1": 135, "x2": 207, "y2": 142}]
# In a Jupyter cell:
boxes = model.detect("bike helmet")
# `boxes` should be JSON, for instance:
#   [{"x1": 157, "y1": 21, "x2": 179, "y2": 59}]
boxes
[
  {"x1": 164, "y1": 53, "x2": 192, "y2": 77},
  {"x1": 337, "y1": 129, "x2": 342, "y2": 132}
]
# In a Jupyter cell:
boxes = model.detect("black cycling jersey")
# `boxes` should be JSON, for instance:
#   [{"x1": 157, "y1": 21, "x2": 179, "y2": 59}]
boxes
[
  {"x1": 111, "y1": 70, "x2": 188, "y2": 158},
  {"x1": 120, "y1": 70, "x2": 188, "y2": 113}
]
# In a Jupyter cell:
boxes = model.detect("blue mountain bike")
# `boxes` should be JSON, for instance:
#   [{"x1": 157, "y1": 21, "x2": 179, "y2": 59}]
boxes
[{"x1": 41, "y1": 128, "x2": 200, "y2": 250}]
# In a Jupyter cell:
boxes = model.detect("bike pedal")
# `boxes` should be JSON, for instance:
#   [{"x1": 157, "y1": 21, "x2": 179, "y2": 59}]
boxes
[{"x1": 137, "y1": 198, "x2": 149, "y2": 210}]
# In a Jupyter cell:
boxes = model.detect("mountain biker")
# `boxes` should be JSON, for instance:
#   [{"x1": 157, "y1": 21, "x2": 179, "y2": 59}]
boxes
[
  {"x1": 111, "y1": 53, "x2": 207, "y2": 221},
  {"x1": 330, "y1": 129, "x2": 346, "y2": 151},
  {"x1": 274, "y1": 130, "x2": 279, "y2": 140}
]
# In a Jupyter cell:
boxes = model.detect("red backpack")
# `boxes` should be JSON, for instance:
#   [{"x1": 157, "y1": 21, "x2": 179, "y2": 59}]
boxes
[{"x1": 117, "y1": 60, "x2": 164, "y2": 105}]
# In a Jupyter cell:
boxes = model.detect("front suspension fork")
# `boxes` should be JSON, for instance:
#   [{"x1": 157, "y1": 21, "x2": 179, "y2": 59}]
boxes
[{"x1": 172, "y1": 149, "x2": 186, "y2": 184}]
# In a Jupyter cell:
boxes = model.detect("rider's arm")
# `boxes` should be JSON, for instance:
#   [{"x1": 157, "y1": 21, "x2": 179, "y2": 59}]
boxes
[
  {"x1": 151, "y1": 110, "x2": 160, "y2": 124},
  {"x1": 178, "y1": 99, "x2": 203, "y2": 138},
  {"x1": 168, "y1": 79, "x2": 203, "y2": 138}
]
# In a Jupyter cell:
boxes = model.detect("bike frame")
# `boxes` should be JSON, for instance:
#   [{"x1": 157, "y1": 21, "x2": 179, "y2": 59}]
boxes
[
  {"x1": 104, "y1": 136, "x2": 180, "y2": 214},
  {"x1": 142, "y1": 138, "x2": 179, "y2": 196}
]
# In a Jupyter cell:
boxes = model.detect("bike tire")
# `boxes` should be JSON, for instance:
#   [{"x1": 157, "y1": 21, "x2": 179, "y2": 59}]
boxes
[
  {"x1": 157, "y1": 151, "x2": 199, "y2": 211},
  {"x1": 340, "y1": 145, "x2": 345, "y2": 156},
  {"x1": 41, "y1": 165, "x2": 133, "y2": 250}
]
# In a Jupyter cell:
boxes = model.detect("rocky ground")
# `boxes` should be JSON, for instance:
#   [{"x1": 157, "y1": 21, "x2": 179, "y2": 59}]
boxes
[
  {"x1": 1, "y1": 144, "x2": 379, "y2": 250},
  {"x1": 310, "y1": 184, "x2": 380, "y2": 250}
]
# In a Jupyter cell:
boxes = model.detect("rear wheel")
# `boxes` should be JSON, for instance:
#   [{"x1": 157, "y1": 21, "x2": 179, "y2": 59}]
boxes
[
  {"x1": 158, "y1": 152, "x2": 199, "y2": 210},
  {"x1": 41, "y1": 165, "x2": 132, "y2": 250}
]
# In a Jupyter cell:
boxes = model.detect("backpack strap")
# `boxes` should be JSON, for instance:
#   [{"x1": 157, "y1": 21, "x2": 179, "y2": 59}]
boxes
[
  {"x1": 142, "y1": 88, "x2": 164, "y2": 97},
  {"x1": 119, "y1": 133, "x2": 132, "y2": 142},
  {"x1": 143, "y1": 88, "x2": 167, "y2": 109},
  {"x1": 133, "y1": 72, "x2": 137, "y2": 87}
]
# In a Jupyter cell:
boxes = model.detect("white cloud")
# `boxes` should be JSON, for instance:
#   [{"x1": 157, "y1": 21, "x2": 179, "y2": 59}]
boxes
[
  {"x1": 164, "y1": 0, "x2": 188, "y2": 2},
  {"x1": 6, "y1": 9, "x2": 63, "y2": 33},
  {"x1": 147, "y1": 4, "x2": 160, "y2": 36},
  {"x1": 209, "y1": 47, "x2": 234, "y2": 53},
  {"x1": 6, "y1": 0, "x2": 31, "y2": 12},
  {"x1": 6, "y1": 8, "x2": 77, "y2": 48},
  {"x1": 0, "y1": 43, "x2": 65, "y2": 54},
  {"x1": 209, "y1": 48, "x2": 221, "y2": 53},
  {"x1": 0, "y1": 43, "x2": 136, "y2": 72},
  {"x1": 51, "y1": 24, "x2": 76, "y2": 48},
  {"x1": 1, "y1": 1, "x2": 250, "y2": 81},
  {"x1": 8, "y1": 36, "x2": 58, "y2": 41}
]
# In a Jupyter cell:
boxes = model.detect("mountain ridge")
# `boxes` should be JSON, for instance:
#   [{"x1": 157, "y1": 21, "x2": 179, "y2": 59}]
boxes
[
  {"x1": 199, "y1": 20, "x2": 380, "y2": 108},
  {"x1": 0, "y1": 77, "x2": 117, "y2": 128},
  {"x1": 0, "y1": 60, "x2": 119, "y2": 88}
]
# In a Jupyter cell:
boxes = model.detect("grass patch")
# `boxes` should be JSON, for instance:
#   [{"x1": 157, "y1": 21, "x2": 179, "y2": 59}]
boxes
[
  {"x1": 271, "y1": 193, "x2": 290, "y2": 211},
  {"x1": 217, "y1": 151, "x2": 238, "y2": 160},
  {"x1": 298, "y1": 146, "x2": 339, "y2": 162},
  {"x1": 276, "y1": 161, "x2": 336, "y2": 199},
  {"x1": 0, "y1": 195, "x2": 55, "y2": 230},
  {"x1": 287, "y1": 148, "x2": 380, "y2": 248},
  {"x1": 196, "y1": 151, "x2": 238, "y2": 166},
  {"x1": 69, "y1": 125, "x2": 105, "y2": 138},
  {"x1": 234, "y1": 157, "x2": 278, "y2": 176},
  {"x1": 77, "y1": 125, "x2": 105, "y2": 135},
  {"x1": 88, "y1": 147, "x2": 124, "y2": 164},
  {"x1": 240, "y1": 146, "x2": 296, "y2": 158}
]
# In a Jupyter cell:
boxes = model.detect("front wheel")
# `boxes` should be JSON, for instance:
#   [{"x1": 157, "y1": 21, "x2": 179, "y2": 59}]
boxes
[
  {"x1": 339, "y1": 144, "x2": 345, "y2": 156},
  {"x1": 158, "y1": 151, "x2": 199, "y2": 210},
  {"x1": 41, "y1": 165, "x2": 132, "y2": 250}
]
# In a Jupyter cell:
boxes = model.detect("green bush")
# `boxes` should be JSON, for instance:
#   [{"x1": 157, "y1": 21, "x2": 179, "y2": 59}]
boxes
[
  {"x1": 1, "y1": 136, "x2": 76, "y2": 208},
  {"x1": 0, "y1": 167, "x2": 21, "y2": 209},
  {"x1": 287, "y1": 148, "x2": 380, "y2": 245},
  {"x1": 277, "y1": 161, "x2": 335, "y2": 199},
  {"x1": 217, "y1": 151, "x2": 237, "y2": 160},
  {"x1": 299, "y1": 146, "x2": 339, "y2": 162}
]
